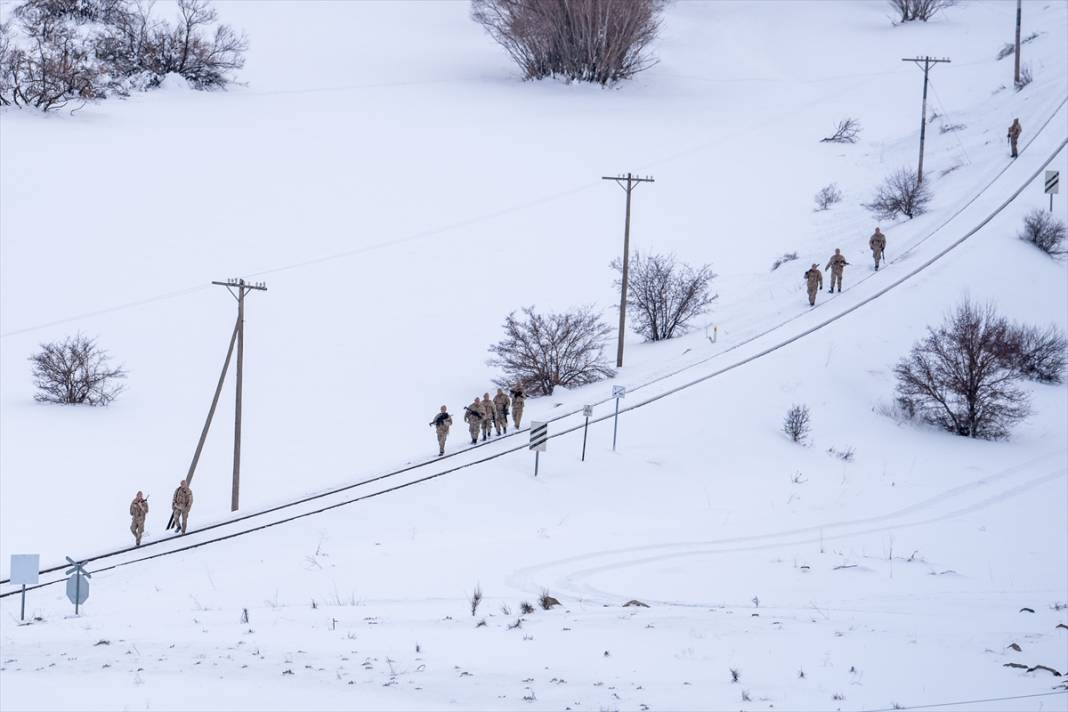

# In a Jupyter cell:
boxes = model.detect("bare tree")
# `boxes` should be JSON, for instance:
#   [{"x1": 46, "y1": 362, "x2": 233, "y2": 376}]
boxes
[
  {"x1": 820, "y1": 118, "x2": 861, "y2": 144},
  {"x1": 864, "y1": 168, "x2": 932, "y2": 221},
  {"x1": 814, "y1": 183, "x2": 843, "y2": 211},
  {"x1": 894, "y1": 300, "x2": 1030, "y2": 439},
  {"x1": 1018, "y1": 209, "x2": 1066, "y2": 257},
  {"x1": 488, "y1": 306, "x2": 615, "y2": 396},
  {"x1": 783, "y1": 404, "x2": 811, "y2": 444},
  {"x1": 611, "y1": 251, "x2": 717, "y2": 342},
  {"x1": 1, "y1": 11, "x2": 103, "y2": 111},
  {"x1": 889, "y1": 0, "x2": 956, "y2": 23},
  {"x1": 1002, "y1": 323, "x2": 1067, "y2": 384},
  {"x1": 29, "y1": 334, "x2": 127, "y2": 405},
  {"x1": 471, "y1": 0, "x2": 663, "y2": 85}
]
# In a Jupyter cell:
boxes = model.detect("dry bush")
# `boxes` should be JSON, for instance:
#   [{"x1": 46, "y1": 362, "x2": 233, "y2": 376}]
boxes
[
  {"x1": 1015, "y1": 64, "x2": 1032, "y2": 91},
  {"x1": 0, "y1": 16, "x2": 103, "y2": 110},
  {"x1": 770, "y1": 251, "x2": 798, "y2": 271},
  {"x1": 470, "y1": 584, "x2": 482, "y2": 616},
  {"x1": 889, "y1": 0, "x2": 956, "y2": 22},
  {"x1": 783, "y1": 404, "x2": 811, "y2": 444},
  {"x1": 611, "y1": 251, "x2": 717, "y2": 342},
  {"x1": 539, "y1": 589, "x2": 561, "y2": 610},
  {"x1": 895, "y1": 300, "x2": 1030, "y2": 439},
  {"x1": 488, "y1": 305, "x2": 614, "y2": 396},
  {"x1": 820, "y1": 118, "x2": 860, "y2": 144},
  {"x1": 1018, "y1": 209, "x2": 1066, "y2": 257},
  {"x1": 814, "y1": 183, "x2": 843, "y2": 211},
  {"x1": 519, "y1": 601, "x2": 535, "y2": 615},
  {"x1": 29, "y1": 334, "x2": 127, "y2": 405},
  {"x1": 939, "y1": 122, "x2": 965, "y2": 133},
  {"x1": 1002, "y1": 323, "x2": 1067, "y2": 384},
  {"x1": 471, "y1": 0, "x2": 663, "y2": 85},
  {"x1": 997, "y1": 32, "x2": 1039, "y2": 61},
  {"x1": 864, "y1": 168, "x2": 932, "y2": 221}
]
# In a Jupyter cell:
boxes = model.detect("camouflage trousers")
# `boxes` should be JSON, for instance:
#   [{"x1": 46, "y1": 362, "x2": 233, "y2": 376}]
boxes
[
  {"x1": 494, "y1": 412, "x2": 507, "y2": 434},
  {"x1": 131, "y1": 518, "x2": 145, "y2": 545},
  {"x1": 481, "y1": 416, "x2": 493, "y2": 439},
  {"x1": 173, "y1": 508, "x2": 189, "y2": 534},
  {"x1": 512, "y1": 403, "x2": 524, "y2": 429},
  {"x1": 807, "y1": 286, "x2": 818, "y2": 306},
  {"x1": 872, "y1": 248, "x2": 883, "y2": 269},
  {"x1": 436, "y1": 428, "x2": 448, "y2": 453},
  {"x1": 468, "y1": 420, "x2": 480, "y2": 443},
  {"x1": 829, "y1": 270, "x2": 843, "y2": 292}
]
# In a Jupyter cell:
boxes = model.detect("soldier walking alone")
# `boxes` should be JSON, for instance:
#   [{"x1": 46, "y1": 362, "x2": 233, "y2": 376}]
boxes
[
  {"x1": 429, "y1": 405, "x2": 452, "y2": 456},
  {"x1": 1007, "y1": 118, "x2": 1022, "y2": 158},
  {"x1": 493, "y1": 388, "x2": 510, "y2": 435},
  {"x1": 825, "y1": 248, "x2": 849, "y2": 293},
  {"x1": 510, "y1": 386, "x2": 526, "y2": 429},
  {"x1": 480, "y1": 393, "x2": 495, "y2": 442},
  {"x1": 869, "y1": 227, "x2": 887, "y2": 271},
  {"x1": 129, "y1": 490, "x2": 149, "y2": 546},
  {"x1": 171, "y1": 479, "x2": 193, "y2": 535},
  {"x1": 804, "y1": 263, "x2": 823, "y2": 306},
  {"x1": 464, "y1": 396, "x2": 483, "y2": 445}
]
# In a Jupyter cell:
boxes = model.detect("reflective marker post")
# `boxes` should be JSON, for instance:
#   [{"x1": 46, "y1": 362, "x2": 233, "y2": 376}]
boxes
[
  {"x1": 1046, "y1": 170, "x2": 1060, "y2": 212},
  {"x1": 581, "y1": 405, "x2": 593, "y2": 461},
  {"x1": 611, "y1": 385, "x2": 626, "y2": 451},
  {"x1": 10, "y1": 555, "x2": 39, "y2": 622},
  {"x1": 529, "y1": 421, "x2": 548, "y2": 476}
]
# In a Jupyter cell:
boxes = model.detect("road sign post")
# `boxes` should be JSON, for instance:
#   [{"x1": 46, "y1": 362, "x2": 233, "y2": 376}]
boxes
[
  {"x1": 64, "y1": 557, "x2": 91, "y2": 615},
  {"x1": 581, "y1": 405, "x2": 593, "y2": 461},
  {"x1": 529, "y1": 421, "x2": 548, "y2": 476},
  {"x1": 1046, "y1": 170, "x2": 1060, "y2": 212},
  {"x1": 611, "y1": 385, "x2": 626, "y2": 451},
  {"x1": 10, "y1": 554, "x2": 39, "y2": 622}
]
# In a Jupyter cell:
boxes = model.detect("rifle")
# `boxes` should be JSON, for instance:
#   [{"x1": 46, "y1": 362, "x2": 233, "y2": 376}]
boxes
[{"x1": 464, "y1": 406, "x2": 482, "y2": 421}]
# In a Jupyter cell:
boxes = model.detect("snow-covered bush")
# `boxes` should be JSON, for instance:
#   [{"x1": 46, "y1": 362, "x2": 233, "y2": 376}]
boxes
[
  {"x1": 29, "y1": 334, "x2": 127, "y2": 405},
  {"x1": 814, "y1": 183, "x2": 843, "y2": 211},
  {"x1": 1002, "y1": 323, "x2": 1067, "y2": 384},
  {"x1": 488, "y1": 306, "x2": 614, "y2": 396},
  {"x1": 1019, "y1": 209, "x2": 1066, "y2": 257},
  {"x1": 471, "y1": 0, "x2": 662, "y2": 85},
  {"x1": 820, "y1": 118, "x2": 860, "y2": 144},
  {"x1": 889, "y1": 0, "x2": 956, "y2": 23},
  {"x1": 611, "y1": 251, "x2": 717, "y2": 342},
  {"x1": 895, "y1": 300, "x2": 1030, "y2": 439},
  {"x1": 770, "y1": 251, "x2": 799, "y2": 271},
  {"x1": 0, "y1": 0, "x2": 245, "y2": 110},
  {"x1": 1015, "y1": 64, "x2": 1033, "y2": 91},
  {"x1": 782, "y1": 404, "x2": 811, "y2": 444},
  {"x1": 864, "y1": 168, "x2": 932, "y2": 221}
]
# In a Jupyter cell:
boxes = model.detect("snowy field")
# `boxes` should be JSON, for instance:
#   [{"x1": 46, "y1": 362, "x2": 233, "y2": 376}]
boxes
[{"x1": 2, "y1": 0, "x2": 1067, "y2": 710}]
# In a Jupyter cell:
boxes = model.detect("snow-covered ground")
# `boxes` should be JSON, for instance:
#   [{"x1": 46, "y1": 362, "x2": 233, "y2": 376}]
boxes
[{"x1": 2, "y1": 1, "x2": 1067, "y2": 710}]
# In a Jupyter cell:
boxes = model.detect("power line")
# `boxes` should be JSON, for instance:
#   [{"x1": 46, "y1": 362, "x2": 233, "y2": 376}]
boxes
[{"x1": 861, "y1": 690, "x2": 1066, "y2": 712}]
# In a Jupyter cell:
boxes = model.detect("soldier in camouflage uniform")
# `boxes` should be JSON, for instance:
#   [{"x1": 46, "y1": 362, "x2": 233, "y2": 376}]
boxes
[
  {"x1": 804, "y1": 263, "x2": 823, "y2": 306},
  {"x1": 463, "y1": 397, "x2": 483, "y2": 445},
  {"x1": 480, "y1": 393, "x2": 495, "y2": 441},
  {"x1": 429, "y1": 405, "x2": 452, "y2": 456},
  {"x1": 129, "y1": 490, "x2": 149, "y2": 546},
  {"x1": 493, "y1": 388, "x2": 510, "y2": 435},
  {"x1": 1007, "y1": 118, "x2": 1021, "y2": 158},
  {"x1": 824, "y1": 248, "x2": 849, "y2": 293},
  {"x1": 869, "y1": 227, "x2": 887, "y2": 271},
  {"x1": 171, "y1": 479, "x2": 193, "y2": 535},
  {"x1": 510, "y1": 386, "x2": 526, "y2": 429}
]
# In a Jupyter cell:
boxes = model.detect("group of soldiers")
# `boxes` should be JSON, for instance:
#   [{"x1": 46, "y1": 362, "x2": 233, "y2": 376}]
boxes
[
  {"x1": 429, "y1": 386, "x2": 527, "y2": 456},
  {"x1": 802, "y1": 227, "x2": 887, "y2": 306},
  {"x1": 128, "y1": 479, "x2": 193, "y2": 546}
]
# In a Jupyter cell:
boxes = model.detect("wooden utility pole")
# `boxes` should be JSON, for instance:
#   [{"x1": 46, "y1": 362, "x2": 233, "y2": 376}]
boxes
[
  {"x1": 1014, "y1": 0, "x2": 1022, "y2": 87},
  {"x1": 901, "y1": 56, "x2": 951, "y2": 184},
  {"x1": 601, "y1": 172, "x2": 654, "y2": 368},
  {"x1": 211, "y1": 278, "x2": 267, "y2": 511}
]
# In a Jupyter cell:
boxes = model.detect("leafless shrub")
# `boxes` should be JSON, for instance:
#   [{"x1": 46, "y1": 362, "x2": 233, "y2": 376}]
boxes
[
  {"x1": 1002, "y1": 323, "x2": 1067, "y2": 384},
  {"x1": 939, "y1": 122, "x2": 965, "y2": 133},
  {"x1": 1018, "y1": 209, "x2": 1066, "y2": 257},
  {"x1": 997, "y1": 32, "x2": 1039, "y2": 60},
  {"x1": 470, "y1": 585, "x2": 483, "y2": 616},
  {"x1": 519, "y1": 601, "x2": 535, "y2": 615},
  {"x1": 820, "y1": 118, "x2": 861, "y2": 144},
  {"x1": 0, "y1": 16, "x2": 103, "y2": 110},
  {"x1": 500, "y1": 603, "x2": 511, "y2": 615},
  {"x1": 539, "y1": 589, "x2": 561, "y2": 610},
  {"x1": 29, "y1": 334, "x2": 126, "y2": 405},
  {"x1": 729, "y1": 668, "x2": 740, "y2": 683},
  {"x1": 471, "y1": 0, "x2": 663, "y2": 85},
  {"x1": 488, "y1": 305, "x2": 614, "y2": 396},
  {"x1": 895, "y1": 299, "x2": 1030, "y2": 439},
  {"x1": 832, "y1": 692, "x2": 845, "y2": 701},
  {"x1": 741, "y1": 690, "x2": 751, "y2": 702},
  {"x1": 1015, "y1": 64, "x2": 1032, "y2": 91},
  {"x1": 475, "y1": 618, "x2": 487, "y2": 628},
  {"x1": 814, "y1": 183, "x2": 843, "y2": 211},
  {"x1": 508, "y1": 617, "x2": 524, "y2": 629},
  {"x1": 827, "y1": 446, "x2": 855, "y2": 462},
  {"x1": 783, "y1": 404, "x2": 811, "y2": 444},
  {"x1": 939, "y1": 163, "x2": 962, "y2": 177},
  {"x1": 611, "y1": 251, "x2": 717, "y2": 342},
  {"x1": 889, "y1": 0, "x2": 956, "y2": 22},
  {"x1": 771, "y1": 251, "x2": 799, "y2": 271},
  {"x1": 864, "y1": 168, "x2": 932, "y2": 221}
]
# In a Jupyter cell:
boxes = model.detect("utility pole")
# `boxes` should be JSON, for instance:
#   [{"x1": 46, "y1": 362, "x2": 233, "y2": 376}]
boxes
[
  {"x1": 211, "y1": 278, "x2": 267, "y2": 511},
  {"x1": 901, "y1": 56, "x2": 951, "y2": 184},
  {"x1": 601, "y1": 172, "x2": 654, "y2": 368},
  {"x1": 1014, "y1": 0, "x2": 1022, "y2": 88}
]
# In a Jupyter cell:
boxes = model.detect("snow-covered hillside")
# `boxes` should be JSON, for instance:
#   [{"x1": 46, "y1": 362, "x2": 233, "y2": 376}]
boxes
[{"x1": 2, "y1": 1, "x2": 1067, "y2": 710}]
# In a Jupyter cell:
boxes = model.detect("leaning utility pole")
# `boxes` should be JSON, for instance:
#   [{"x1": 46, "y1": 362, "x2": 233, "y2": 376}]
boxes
[
  {"x1": 1013, "y1": 0, "x2": 1022, "y2": 88},
  {"x1": 211, "y1": 278, "x2": 267, "y2": 511},
  {"x1": 601, "y1": 172, "x2": 654, "y2": 368},
  {"x1": 901, "y1": 56, "x2": 951, "y2": 184}
]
